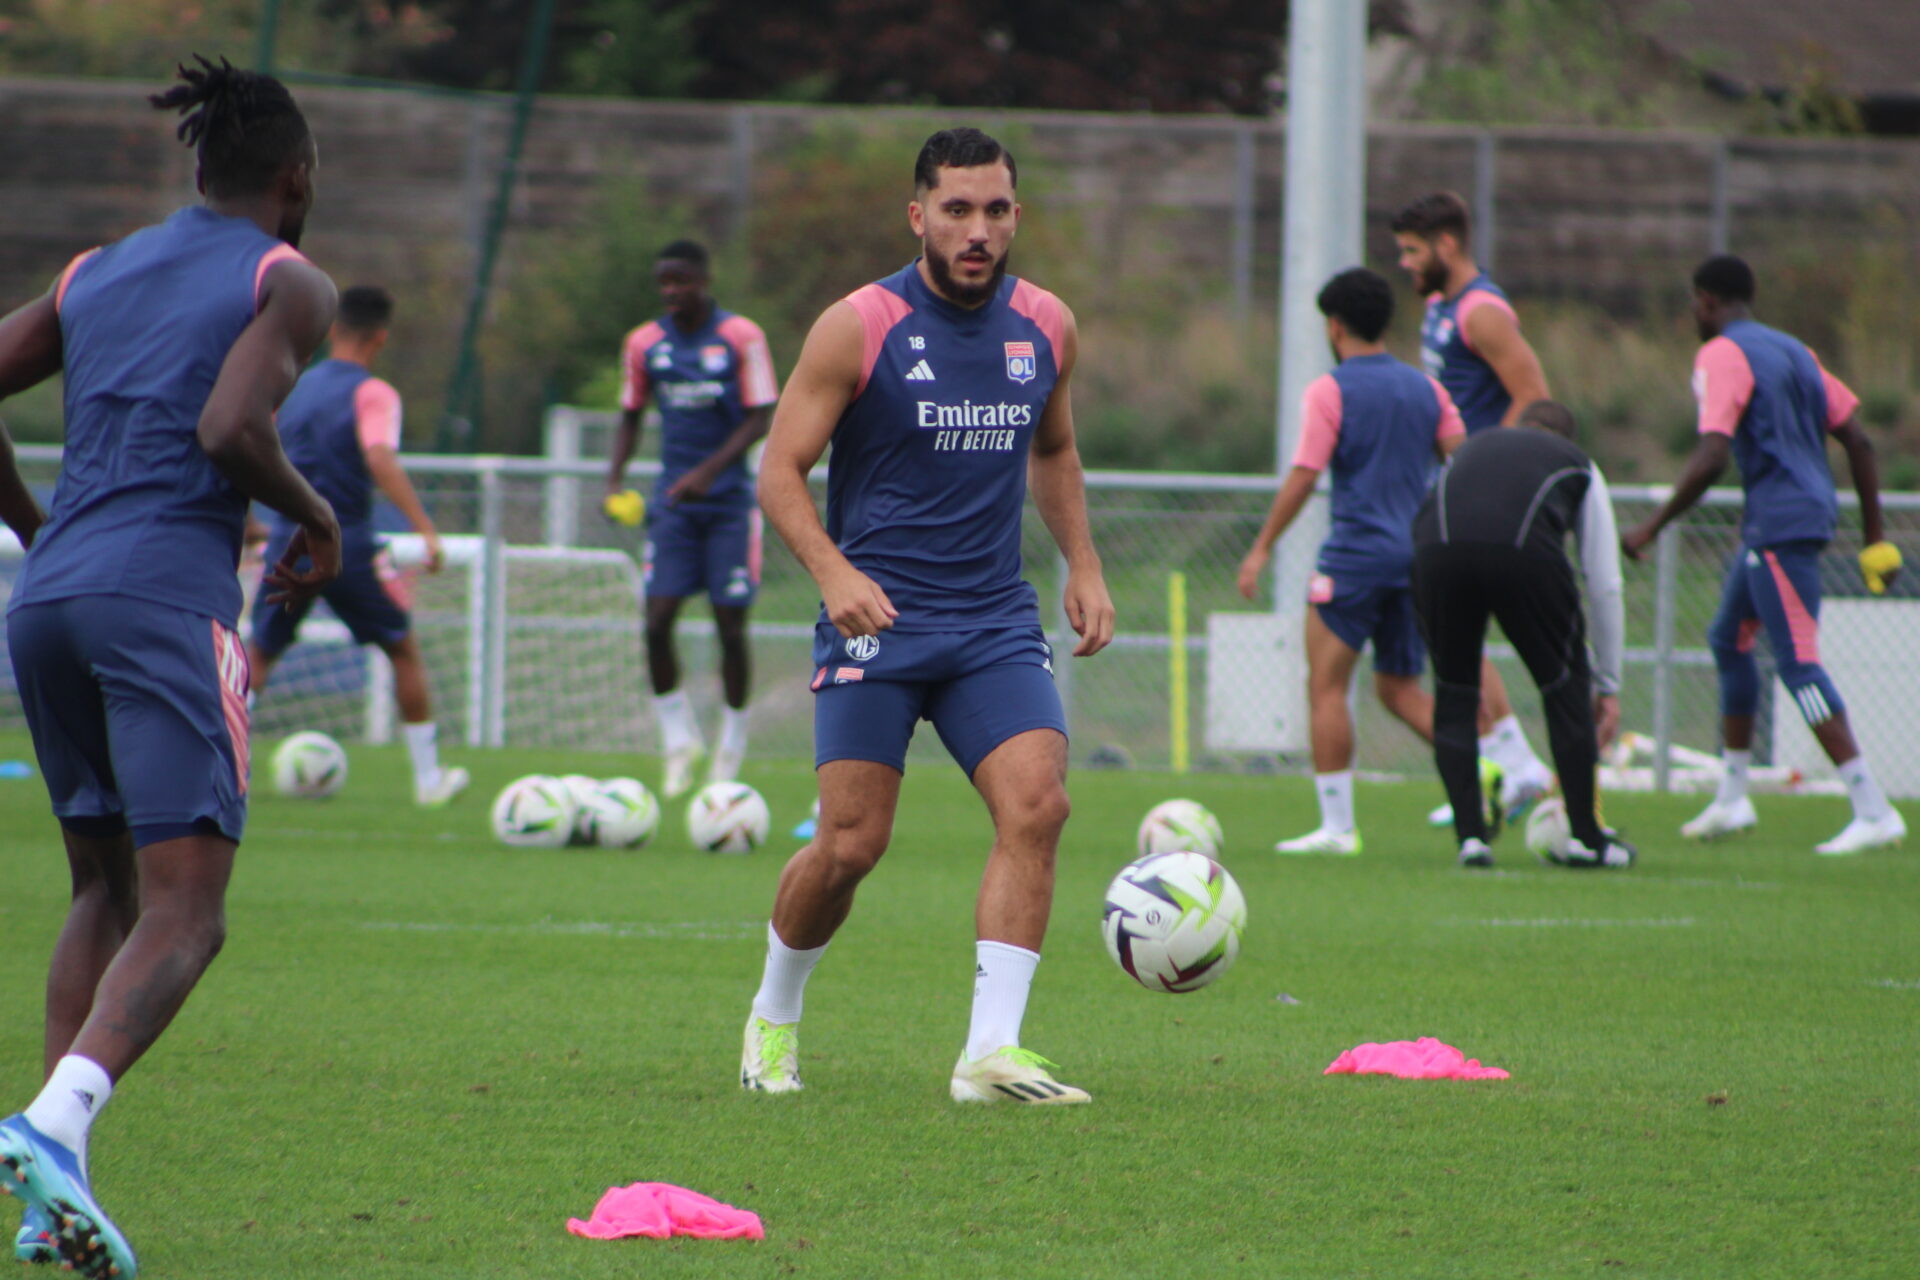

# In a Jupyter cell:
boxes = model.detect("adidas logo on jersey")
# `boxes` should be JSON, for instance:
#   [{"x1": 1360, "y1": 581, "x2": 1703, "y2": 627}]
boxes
[{"x1": 904, "y1": 359, "x2": 936, "y2": 381}]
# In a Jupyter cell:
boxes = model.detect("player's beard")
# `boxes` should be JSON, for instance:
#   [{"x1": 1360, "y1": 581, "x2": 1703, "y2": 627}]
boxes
[
  {"x1": 1415, "y1": 258, "x2": 1447, "y2": 295},
  {"x1": 925, "y1": 241, "x2": 1008, "y2": 307}
]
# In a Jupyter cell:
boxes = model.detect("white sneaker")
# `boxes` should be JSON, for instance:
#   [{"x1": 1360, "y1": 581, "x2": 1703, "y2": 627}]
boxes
[
  {"x1": 1680, "y1": 796, "x2": 1758, "y2": 840},
  {"x1": 415, "y1": 765, "x2": 471, "y2": 808},
  {"x1": 1274, "y1": 827, "x2": 1362, "y2": 856},
  {"x1": 740, "y1": 1015, "x2": 802, "y2": 1093},
  {"x1": 1563, "y1": 835, "x2": 1637, "y2": 869},
  {"x1": 1815, "y1": 810, "x2": 1907, "y2": 857},
  {"x1": 707, "y1": 745, "x2": 744, "y2": 786},
  {"x1": 1457, "y1": 838, "x2": 1494, "y2": 869},
  {"x1": 662, "y1": 744, "x2": 706, "y2": 799},
  {"x1": 1427, "y1": 802, "x2": 1454, "y2": 827},
  {"x1": 950, "y1": 1047, "x2": 1090, "y2": 1105}
]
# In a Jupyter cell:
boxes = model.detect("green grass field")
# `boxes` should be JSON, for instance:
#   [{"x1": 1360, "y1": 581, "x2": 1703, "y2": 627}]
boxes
[{"x1": 0, "y1": 734, "x2": 1916, "y2": 1279}]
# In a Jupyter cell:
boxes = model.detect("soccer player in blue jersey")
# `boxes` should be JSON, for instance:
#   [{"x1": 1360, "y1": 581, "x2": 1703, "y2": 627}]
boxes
[
  {"x1": 246, "y1": 285, "x2": 468, "y2": 807},
  {"x1": 740, "y1": 128, "x2": 1114, "y2": 1105},
  {"x1": 1236, "y1": 268, "x2": 1465, "y2": 855},
  {"x1": 1624, "y1": 255, "x2": 1905, "y2": 856},
  {"x1": 1392, "y1": 192, "x2": 1558, "y2": 820},
  {"x1": 606, "y1": 240, "x2": 780, "y2": 797},
  {"x1": 0, "y1": 58, "x2": 339, "y2": 1276}
]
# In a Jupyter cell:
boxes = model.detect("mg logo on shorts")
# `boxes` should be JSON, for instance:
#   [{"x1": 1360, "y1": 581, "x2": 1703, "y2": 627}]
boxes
[{"x1": 845, "y1": 634, "x2": 880, "y2": 662}]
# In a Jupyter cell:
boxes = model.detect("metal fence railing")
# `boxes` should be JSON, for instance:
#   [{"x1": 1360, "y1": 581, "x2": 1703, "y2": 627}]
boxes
[{"x1": 5, "y1": 443, "x2": 1919, "y2": 795}]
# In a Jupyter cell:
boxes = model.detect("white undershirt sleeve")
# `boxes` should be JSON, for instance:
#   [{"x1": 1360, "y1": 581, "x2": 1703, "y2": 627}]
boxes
[{"x1": 1574, "y1": 463, "x2": 1625, "y2": 695}]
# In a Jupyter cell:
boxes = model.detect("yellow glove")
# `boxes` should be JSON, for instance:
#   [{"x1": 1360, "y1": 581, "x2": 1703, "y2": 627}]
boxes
[
  {"x1": 602, "y1": 489, "x2": 645, "y2": 528},
  {"x1": 1859, "y1": 541, "x2": 1902, "y2": 595}
]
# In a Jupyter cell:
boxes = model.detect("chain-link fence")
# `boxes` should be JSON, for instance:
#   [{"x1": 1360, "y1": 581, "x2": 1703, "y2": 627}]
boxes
[{"x1": 4, "y1": 443, "x2": 1919, "y2": 795}]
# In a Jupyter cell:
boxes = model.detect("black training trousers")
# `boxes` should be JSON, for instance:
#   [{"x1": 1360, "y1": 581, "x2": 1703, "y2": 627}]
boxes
[{"x1": 1411, "y1": 542, "x2": 1604, "y2": 847}]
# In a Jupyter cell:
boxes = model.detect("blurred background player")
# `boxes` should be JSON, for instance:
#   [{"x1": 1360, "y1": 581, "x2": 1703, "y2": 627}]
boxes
[
  {"x1": 743, "y1": 127, "x2": 1114, "y2": 1105},
  {"x1": 0, "y1": 57, "x2": 339, "y2": 1275},
  {"x1": 1392, "y1": 191, "x2": 1557, "y2": 820},
  {"x1": 1413, "y1": 400, "x2": 1629, "y2": 869},
  {"x1": 1624, "y1": 255, "x2": 1905, "y2": 856},
  {"x1": 1237, "y1": 267, "x2": 1464, "y2": 855},
  {"x1": 245, "y1": 285, "x2": 468, "y2": 807},
  {"x1": 605, "y1": 239, "x2": 780, "y2": 798}
]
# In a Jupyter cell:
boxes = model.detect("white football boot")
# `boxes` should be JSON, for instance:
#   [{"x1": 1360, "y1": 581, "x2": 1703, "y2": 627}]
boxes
[
  {"x1": 1427, "y1": 802, "x2": 1454, "y2": 828},
  {"x1": 415, "y1": 765, "x2": 471, "y2": 808},
  {"x1": 661, "y1": 744, "x2": 706, "y2": 800},
  {"x1": 950, "y1": 1047, "x2": 1090, "y2": 1105},
  {"x1": 1814, "y1": 809, "x2": 1907, "y2": 857},
  {"x1": 1500, "y1": 763, "x2": 1554, "y2": 822},
  {"x1": 1273, "y1": 827, "x2": 1362, "y2": 856},
  {"x1": 740, "y1": 1015, "x2": 802, "y2": 1094},
  {"x1": 1457, "y1": 837, "x2": 1495, "y2": 869},
  {"x1": 1680, "y1": 796, "x2": 1758, "y2": 841}
]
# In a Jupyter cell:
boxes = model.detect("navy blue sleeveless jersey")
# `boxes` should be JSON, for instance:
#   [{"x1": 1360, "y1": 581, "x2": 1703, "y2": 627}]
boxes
[
  {"x1": 11, "y1": 206, "x2": 307, "y2": 628},
  {"x1": 827, "y1": 263, "x2": 1065, "y2": 631},
  {"x1": 1420, "y1": 275, "x2": 1518, "y2": 433},
  {"x1": 620, "y1": 307, "x2": 780, "y2": 509}
]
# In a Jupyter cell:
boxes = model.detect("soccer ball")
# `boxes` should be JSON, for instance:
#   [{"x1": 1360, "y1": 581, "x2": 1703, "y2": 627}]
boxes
[
  {"x1": 686, "y1": 780, "x2": 771, "y2": 854},
  {"x1": 1136, "y1": 798, "x2": 1224, "y2": 859},
  {"x1": 1102, "y1": 851, "x2": 1247, "y2": 993},
  {"x1": 490, "y1": 775, "x2": 578, "y2": 848},
  {"x1": 557, "y1": 774, "x2": 604, "y2": 845},
  {"x1": 1525, "y1": 797, "x2": 1573, "y2": 865},
  {"x1": 587, "y1": 777, "x2": 661, "y2": 849},
  {"x1": 270, "y1": 731, "x2": 348, "y2": 798}
]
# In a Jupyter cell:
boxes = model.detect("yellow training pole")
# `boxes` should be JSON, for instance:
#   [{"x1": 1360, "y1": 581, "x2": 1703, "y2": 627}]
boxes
[{"x1": 1170, "y1": 571, "x2": 1190, "y2": 775}]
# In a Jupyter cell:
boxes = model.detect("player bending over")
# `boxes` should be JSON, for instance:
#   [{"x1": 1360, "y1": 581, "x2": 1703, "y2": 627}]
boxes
[
  {"x1": 1392, "y1": 191, "x2": 1558, "y2": 818},
  {"x1": 0, "y1": 57, "x2": 339, "y2": 1276},
  {"x1": 1413, "y1": 401, "x2": 1631, "y2": 869},
  {"x1": 1237, "y1": 267, "x2": 1464, "y2": 856},
  {"x1": 606, "y1": 240, "x2": 780, "y2": 797},
  {"x1": 741, "y1": 128, "x2": 1114, "y2": 1105},
  {"x1": 246, "y1": 285, "x2": 468, "y2": 807},
  {"x1": 1624, "y1": 255, "x2": 1904, "y2": 856}
]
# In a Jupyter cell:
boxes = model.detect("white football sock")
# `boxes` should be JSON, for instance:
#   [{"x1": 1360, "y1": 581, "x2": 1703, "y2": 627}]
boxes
[
  {"x1": 1715, "y1": 749, "x2": 1752, "y2": 806},
  {"x1": 719, "y1": 705, "x2": 752, "y2": 759},
  {"x1": 653, "y1": 690, "x2": 701, "y2": 755},
  {"x1": 1837, "y1": 756, "x2": 1893, "y2": 823},
  {"x1": 965, "y1": 940, "x2": 1040, "y2": 1063},
  {"x1": 750, "y1": 922, "x2": 829, "y2": 1025},
  {"x1": 1483, "y1": 715, "x2": 1547, "y2": 779},
  {"x1": 402, "y1": 721, "x2": 441, "y2": 788},
  {"x1": 23, "y1": 1055, "x2": 113, "y2": 1171},
  {"x1": 1314, "y1": 770, "x2": 1355, "y2": 834}
]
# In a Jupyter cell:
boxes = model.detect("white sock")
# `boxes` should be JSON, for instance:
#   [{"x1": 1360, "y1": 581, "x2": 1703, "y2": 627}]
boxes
[
  {"x1": 1483, "y1": 715, "x2": 1547, "y2": 779},
  {"x1": 965, "y1": 940, "x2": 1040, "y2": 1064},
  {"x1": 402, "y1": 721, "x2": 441, "y2": 788},
  {"x1": 654, "y1": 690, "x2": 701, "y2": 755},
  {"x1": 23, "y1": 1055, "x2": 113, "y2": 1169},
  {"x1": 719, "y1": 705, "x2": 751, "y2": 758},
  {"x1": 1314, "y1": 770, "x2": 1355, "y2": 834},
  {"x1": 750, "y1": 922, "x2": 829, "y2": 1025},
  {"x1": 1716, "y1": 749, "x2": 1752, "y2": 806},
  {"x1": 1837, "y1": 756, "x2": 1893, "y2": 823}
]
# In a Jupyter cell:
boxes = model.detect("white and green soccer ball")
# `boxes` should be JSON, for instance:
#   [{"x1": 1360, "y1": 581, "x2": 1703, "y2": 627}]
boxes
[
  {"x1": 686, "y1": 780, "x2": 771, "y2": 854},
  {"x1": 490, "y1": 774, "x2": 578, "y2": 848},
  {"x1": 270, "y1": 731, "x2": 348, "y2": 799},
  {"x1": 1525, "y1": 797, "x2": 1573, "y2": 865},
  {"x1": 587, "y1": 777, "x2": 661, "y2": 849},
  {"x1": 1136, "y1": 798, "x2": 1224, "y2": 859},
  {"x1": 557, "y1": 774, "x2": 604, "y2": 846},
  {"x1": 1102, "y1": 850, "x2": 1246, "y2": 993}
]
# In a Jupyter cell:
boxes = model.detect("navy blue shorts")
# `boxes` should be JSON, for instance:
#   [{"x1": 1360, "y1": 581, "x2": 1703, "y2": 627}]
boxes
[
  {"x1": 810, "y1": 623, "x2": 1066, "y2": 776},
  {"x1": 645, "y1": 502, "x2": 761, "y2": 606},
  {"x1": 1309, "y1": 573, "x2": 1425, "y2": 676},
  {"x1": 252, "y1": 535, "x2": 411, "y2": 656},
  {"x1": 8, "y1": 597, "x2": 251, "y2": 846}
]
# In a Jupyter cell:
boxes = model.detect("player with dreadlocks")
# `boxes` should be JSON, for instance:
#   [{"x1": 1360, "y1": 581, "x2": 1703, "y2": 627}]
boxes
[{"x1": 0, "y1": 56, "x2": 338, "y2": 1277}]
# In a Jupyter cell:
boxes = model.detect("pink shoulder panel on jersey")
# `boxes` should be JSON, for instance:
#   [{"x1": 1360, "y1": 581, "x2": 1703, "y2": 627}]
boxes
[
  {"x1": 1693, "y1": 336, "x2": 1753, "y2": 437},
  {"x1": 1454, "y1": 289, "x2": 1517, "y2": 355},
  {"x1": 846, "y1": 284, "x2": 914, "y2": 398},
  {"x1": 620, "y1": 321, "x2": 666, "y2": 411},
  {"x1": 1291, "y1": 375, "x2": 1343, "y2": 471},
  {"x1": 1810, "y1": 352, "x2": 1860, "y2": 430},
  {"x1": 1428, "y1": 376, "x2": 1467, "y2": 441},
  {"x1": 253, "y1": 244, "x2": 311, "y2": 311},
  {"x1": 717, "y1": 314, "x2": 781, "y2": 408},
  {"x1": 54, "y1": 249, "x2": 100, "y2": 314},
  {"x1": 355, "y1": 378, "x2": 405, "y2": 452},
  {"x1": 1009, "y1": 280, "x2": 1066, "y2": 372}
]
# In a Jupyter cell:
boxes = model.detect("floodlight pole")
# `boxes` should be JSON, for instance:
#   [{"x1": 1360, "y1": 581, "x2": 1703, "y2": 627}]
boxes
[{"x1": 1272, "y1": 0, "x2": 1367, "y2": 616}]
